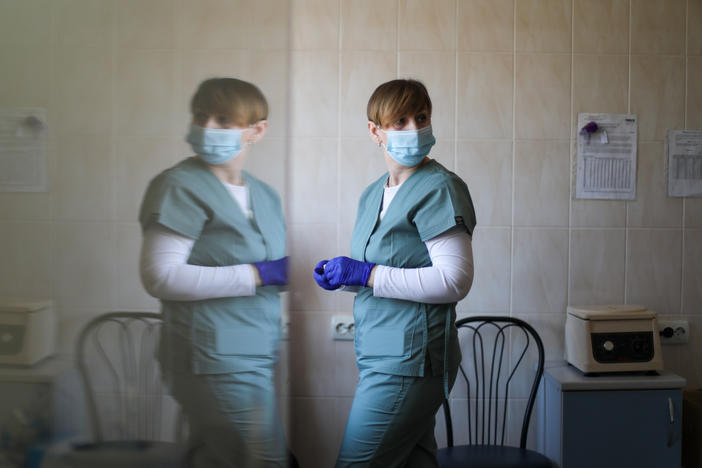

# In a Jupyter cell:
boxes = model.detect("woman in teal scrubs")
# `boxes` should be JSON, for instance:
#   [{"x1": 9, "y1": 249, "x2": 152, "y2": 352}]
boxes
[
  {"x1": 314, "y1": 79, "x2": 476, "y2": 467},
  {"x1": 139, "y1": 78, "x2": 288, "y2": 467}
]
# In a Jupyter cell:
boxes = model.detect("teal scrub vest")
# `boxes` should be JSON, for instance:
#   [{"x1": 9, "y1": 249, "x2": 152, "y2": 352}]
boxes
[
  {"x1": 139, "y1": 157, "x2": 286, "y2": 375},
  {"x1": 350, "y1": 160, "x2": 476, "y2": 379}
]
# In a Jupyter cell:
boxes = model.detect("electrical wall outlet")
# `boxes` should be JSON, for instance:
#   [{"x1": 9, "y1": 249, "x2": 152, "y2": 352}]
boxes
[
  {"x1": 658, "y1": 319, "x2": 689, "y2": 344},
  {"x1": 279, "y1": 292, "x2": 290, "y2": 340},
  {"x1": 280, "y1": 310, "x2": 290, "y2": 340},
  {"x1": 332, "y1": 315, "x2": 354, "y2": 341}
]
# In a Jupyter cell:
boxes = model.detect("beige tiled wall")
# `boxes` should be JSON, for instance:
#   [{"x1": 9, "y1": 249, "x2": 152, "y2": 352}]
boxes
[
  {"x1": 288, "y1": 0, "x2": 702, "y2": 466},
  {"x1": 0, "y1": 0, "x2": 289, "y2": 328},
  {"x1": 0, "y1": 0, "x2": 291, "y2": 448},
  {"x1": 1, "y1": 0, "x2": 701, "y2": 466}
]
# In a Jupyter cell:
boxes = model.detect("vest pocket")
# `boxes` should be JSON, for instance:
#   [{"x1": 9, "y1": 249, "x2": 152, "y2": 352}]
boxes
[
  {"x1": 215, "y1": 328, "x2": 271, "y2": 356},
  {"x1": 363, "y1": 327, "x2": 406, "y2": 357}
]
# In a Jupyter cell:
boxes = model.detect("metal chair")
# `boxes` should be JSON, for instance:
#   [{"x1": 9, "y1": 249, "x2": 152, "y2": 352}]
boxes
[
  {"x1": 437, "y1": 316, "x2": 554, "y2": 468},
  {"x1": 52, "y1": 312, "x2": 185, "y2": 468}
]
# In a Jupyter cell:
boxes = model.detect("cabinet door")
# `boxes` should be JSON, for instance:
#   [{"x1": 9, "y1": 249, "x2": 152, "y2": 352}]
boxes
[{"x1": 563, "y1": 389, "x2": 681, "y2": 468}]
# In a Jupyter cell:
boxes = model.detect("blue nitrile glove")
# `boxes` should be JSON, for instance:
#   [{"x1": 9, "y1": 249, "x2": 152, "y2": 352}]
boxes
[
  {"x1": 313, "y1": 260, "x2": 336, "y2": 290},
  {"x1": 253, "y1": 256, "x2": 288, "y2": 286},
  {"x1": 323, "y1": 256, "x2": 376, "y2": 289}
]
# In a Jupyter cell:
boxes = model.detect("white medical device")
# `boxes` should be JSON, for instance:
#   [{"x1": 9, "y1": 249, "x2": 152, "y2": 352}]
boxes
[
  {"x1": 0, "y1": 299, "x2": 56, "y2": 366},
  {"x1": 565, "y1": 304, "x2": 663, "y2": 374}
]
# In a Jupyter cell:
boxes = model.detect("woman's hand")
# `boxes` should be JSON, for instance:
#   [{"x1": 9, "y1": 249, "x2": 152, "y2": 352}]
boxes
[
  {"x1": 313, "y1": 257, "x2": 376, "y2": 290},
  {"x1": 253, "y1": 256, "x2": 288, "y2": 286},
  {"x1": 313, "y1": 260, "x2": 336, "y2": 290}
]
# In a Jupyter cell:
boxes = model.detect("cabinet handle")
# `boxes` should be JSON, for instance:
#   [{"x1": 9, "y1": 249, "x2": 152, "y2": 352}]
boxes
[{"x1": 667, "y1": 397, "x2": 674, "y2": 447}]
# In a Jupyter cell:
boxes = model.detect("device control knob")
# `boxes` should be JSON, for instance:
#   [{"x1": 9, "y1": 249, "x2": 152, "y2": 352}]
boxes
[{"x1": 603, "y1": 340, "x2": 614, "y2": 352}]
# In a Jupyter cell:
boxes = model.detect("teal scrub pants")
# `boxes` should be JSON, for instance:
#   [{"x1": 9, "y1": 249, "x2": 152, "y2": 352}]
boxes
[
  {"x1": 335, "y1": 364, "x2": 457, "y2": 468},
  {"x1": 168, "y1": 368, "x2": 286, "y2": 468}
]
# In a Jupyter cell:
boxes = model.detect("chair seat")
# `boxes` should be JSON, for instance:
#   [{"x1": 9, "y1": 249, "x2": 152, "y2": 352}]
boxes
[
  {"x1": 55, "y1": 440, "x2": 185, "y2": 468},
  {"x1": 437, "y1": 444, "x2": 553, "y2": 468}
]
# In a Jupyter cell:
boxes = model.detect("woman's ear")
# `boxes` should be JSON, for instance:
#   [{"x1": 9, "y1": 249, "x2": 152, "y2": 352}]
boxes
[
  {"x1": 248, "y1": 120, "x2": 268, "y2": 144},
  {"x1": 367, "y1": 121, "x2": 382, "y2": 146}
]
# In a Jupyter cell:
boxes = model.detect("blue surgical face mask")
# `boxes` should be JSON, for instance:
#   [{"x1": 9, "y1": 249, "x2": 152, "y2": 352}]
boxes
[
  {"x1": 381, "y1": 125, "x2": 436, "y2": 167},
  {"x1": 186, "y1": 124, "x2": 247, "y2": 165}
]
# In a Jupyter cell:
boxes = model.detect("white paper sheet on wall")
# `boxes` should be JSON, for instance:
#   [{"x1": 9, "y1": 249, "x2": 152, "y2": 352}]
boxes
[
  {"x1": 666, "y1": 130, "x2": 702, "y2": 197},
  {"x1": 0, "y1": 107, "x2": 48, "y2": 192},
  {"x1": 575, "y1": 113, "x2": 638, "y2": 200}
]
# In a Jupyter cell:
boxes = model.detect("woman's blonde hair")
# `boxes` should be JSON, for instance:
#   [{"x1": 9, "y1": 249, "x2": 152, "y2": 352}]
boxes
[
  {"x1": 366, "y1": 79, "x2": 432, "y2": 127},
  {"x1": 190, "y1": 78, "x2": 268, "y2": 126}
]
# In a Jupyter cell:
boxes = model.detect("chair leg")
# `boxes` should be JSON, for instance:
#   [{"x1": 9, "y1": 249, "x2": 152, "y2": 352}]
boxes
[{"x1": 288, "y1": 449, "x2": 300, "y2": 468}]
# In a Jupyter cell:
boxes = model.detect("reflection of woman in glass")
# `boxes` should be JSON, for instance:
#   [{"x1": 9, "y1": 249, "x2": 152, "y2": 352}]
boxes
[
  {"x1": 314, "y1": 79, "x2": 476, "y2": 467},
  {"x1": 139, "y1": 78, "x2": 287, "y2": 467}
]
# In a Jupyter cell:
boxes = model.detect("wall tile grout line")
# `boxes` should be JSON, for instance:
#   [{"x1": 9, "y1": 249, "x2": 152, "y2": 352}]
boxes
[
  {"x1": 567, "y1": 0, "x2": 575, "y2": 310},
  {"x1": 454, "y1": 0, "x2": 458, "y2": 173},
  {"x1": 335, "y1": 0, "x2": 344, "y2": 412},
  {"x1": 336, "y1": 0, "x2": 343, "y2": 260},
  {"x1": 284, "y1": 1, "x2": 294, "y2": 414},
  {"x1": 48, "y1": 1, "x2": 58, "y2": 309},
  {"x1": 624, "y1": 0, "x2": 632, "y2": 305},
  {"x1": 509, "y1": 0, "x2": 517, "y2": 317},
  {"x1": 680, "y1": 0, "x2": 689, "y2": 316},
  {"x1": 111, "y1": 0, "x2": 121, "y2": 311},
  {"x1": 396, "y1": 0, "x2": 401, "y2": 76}
]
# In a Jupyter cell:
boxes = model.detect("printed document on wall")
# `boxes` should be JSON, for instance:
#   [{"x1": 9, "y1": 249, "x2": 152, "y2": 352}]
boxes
[
  {"x1": 576, "y1": 113, "x2": 637, "y2": 200},
  {"x1": 0, "y1": 107, "x2": 48, "y2": 192},
  {"x1": 666, "y1": 130, "x2": 702, "y2": 197}
]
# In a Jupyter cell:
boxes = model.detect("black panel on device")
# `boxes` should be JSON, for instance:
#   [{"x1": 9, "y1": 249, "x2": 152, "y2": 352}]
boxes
[{"x1": 591, "y1": 332, "x2": 654, "y2": 363}]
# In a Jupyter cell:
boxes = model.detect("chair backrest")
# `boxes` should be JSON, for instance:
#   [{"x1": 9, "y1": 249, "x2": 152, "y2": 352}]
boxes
[
  {"x1": 76, "y1": 312, "x2": 182, "y2": 443},
  {"x1": 443, "y1": 315, "x2": 545, "y2": 449}
]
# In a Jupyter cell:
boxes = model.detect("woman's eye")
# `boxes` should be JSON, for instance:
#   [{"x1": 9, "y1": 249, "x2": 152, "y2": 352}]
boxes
[
  {"x1": 417, "y1": 114, "x2": 427, "y2": 123},
  {"x1": 393, "y1": 118, "x2": 406, "y2": 128},
  {"x1": 217, "y1": 116, "x2": 230, "y2": 125}
]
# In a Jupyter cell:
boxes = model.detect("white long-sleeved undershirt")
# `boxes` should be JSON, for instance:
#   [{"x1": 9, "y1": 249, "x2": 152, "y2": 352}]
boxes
[
  {"x1": 139, "y1": 181, "x2": 257, "y2": 301},
  {"x1": 140, "y1": 225, "x2": 256, "y2": 301},
  {"x1": 141, "y1": 224, "x2": 473, "y2": 304},
  {"x1": 372, "y1": 226, "x2": 473, "y2": 304},
  {"x1": 139, "y1": 180, "x2": 473, "y2": 304},
  {"x1": 369, "y1": 181, "x2": 474, "y2": 303}
]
